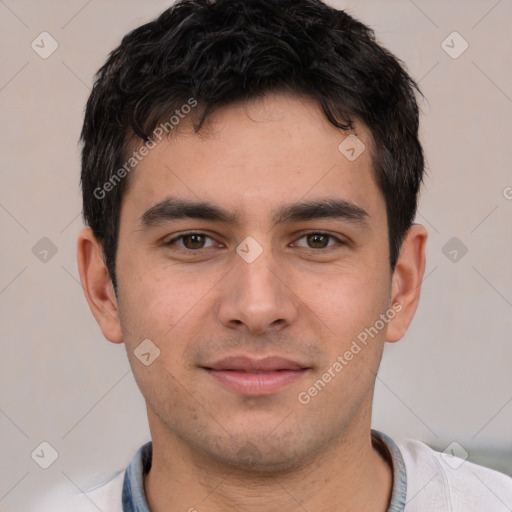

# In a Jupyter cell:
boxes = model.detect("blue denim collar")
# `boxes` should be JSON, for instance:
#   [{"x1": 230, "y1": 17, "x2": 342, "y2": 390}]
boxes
[
  {"x1": 372, "y1": 429, "x2": 408, "y2": 511},
  {"x1": 122, "y1": 439, "x2": 152, "y2": 512},
  {"x1": 122, "y1": 429, "x2": 407, "y2": 511}
]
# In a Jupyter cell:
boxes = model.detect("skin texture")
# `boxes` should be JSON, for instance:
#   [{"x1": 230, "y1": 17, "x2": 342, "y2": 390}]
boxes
[{"x1": 78, "y1": 92, "x2": 427, "y2": 511}]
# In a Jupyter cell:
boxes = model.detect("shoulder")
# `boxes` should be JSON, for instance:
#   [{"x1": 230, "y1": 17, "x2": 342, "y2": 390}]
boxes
[
  {"x1": 394, "y1": 436, "x2": 512, "y2": 512},
  {"x1": 28, "y1": 469, "x2": 125, "y2": 512}
]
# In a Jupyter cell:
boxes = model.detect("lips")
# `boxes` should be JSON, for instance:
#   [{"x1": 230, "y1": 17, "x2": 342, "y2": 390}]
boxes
[
  {"x1": 202, "y1": 355, "x2": 310, "y2": 395},
  {"x1": 204, "y1": 355, "x2": 307, "y2": 372}
]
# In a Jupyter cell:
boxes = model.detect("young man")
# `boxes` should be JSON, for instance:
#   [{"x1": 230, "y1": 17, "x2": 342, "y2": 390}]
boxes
[{"x1": 68, "y1": 0, "x2": 512, "y2": 510}]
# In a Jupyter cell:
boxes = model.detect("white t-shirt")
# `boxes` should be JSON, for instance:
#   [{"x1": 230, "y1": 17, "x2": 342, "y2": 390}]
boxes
[{"x1": 32, "y1": 431, "x2": 512, "y2": 511}]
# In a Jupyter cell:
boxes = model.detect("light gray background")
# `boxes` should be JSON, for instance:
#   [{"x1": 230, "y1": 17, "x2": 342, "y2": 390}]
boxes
[{"x1": 1, "y1": 0, "x2": 511, "y2": 510}]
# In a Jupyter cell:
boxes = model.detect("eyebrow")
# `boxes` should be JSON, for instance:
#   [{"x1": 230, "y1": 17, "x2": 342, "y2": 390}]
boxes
[{"x1": 139, "y1": 196, "x2": 369, "y2": 228}]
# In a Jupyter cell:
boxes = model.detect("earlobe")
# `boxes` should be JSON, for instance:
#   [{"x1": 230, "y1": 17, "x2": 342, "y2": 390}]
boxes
[
  {"x1": 386, "y1": 224, "x2": 427, "y2": 343},
  {"x1": 77, "y1": 227, "x2": 124, "y2": 344}
]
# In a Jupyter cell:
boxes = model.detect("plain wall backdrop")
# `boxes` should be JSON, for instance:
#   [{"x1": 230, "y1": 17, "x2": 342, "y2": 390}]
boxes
[{"x1": 0, "y1": 0, "x2": 511, "y2": 510}]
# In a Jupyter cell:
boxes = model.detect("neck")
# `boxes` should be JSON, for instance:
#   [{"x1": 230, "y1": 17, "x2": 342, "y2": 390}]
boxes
[{"x1": 144, "y1": 424, "x2": 393, "y2": 512}]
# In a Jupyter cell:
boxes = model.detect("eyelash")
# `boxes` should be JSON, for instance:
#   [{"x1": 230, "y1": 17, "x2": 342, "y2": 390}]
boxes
[{"x1": 163, "y1": 231, "x2": 345, "y2": 251}]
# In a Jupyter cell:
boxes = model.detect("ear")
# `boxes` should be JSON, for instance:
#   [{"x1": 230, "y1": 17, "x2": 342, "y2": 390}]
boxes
[
  {"x1": 386, "y1": 224, "x2": 427, "y2": 343},
  {"x1": 77, "y1": 227, "x2": 123, "y2": 344}
]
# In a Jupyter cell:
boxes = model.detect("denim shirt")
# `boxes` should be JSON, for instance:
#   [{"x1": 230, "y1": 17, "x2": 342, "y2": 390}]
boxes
[{"x1": 122, "y1": 429, "x2": 407, "y2": 511}]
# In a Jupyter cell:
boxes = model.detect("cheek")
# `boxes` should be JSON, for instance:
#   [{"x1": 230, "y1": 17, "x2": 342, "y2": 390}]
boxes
[
  {"x1": 116, "y1": 257, "x2": 226, "y2": 384},
  {"x1": 295, "y1": 262, "x2": 390, "y2": 340},
  {"x1": 117, "y1": 254, "x2": 206, "y2": 332}
]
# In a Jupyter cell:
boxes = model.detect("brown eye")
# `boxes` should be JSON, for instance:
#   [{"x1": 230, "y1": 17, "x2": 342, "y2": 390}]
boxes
[
  {"x1": 306, "y1": 233, "x2": 330, "y2": 248},
  {"x1": 293, "y1": 232, "x2": 341, "y2": 249},
  {"x1": 181, "y1": 234, "x2": 207, "y2": 249},
  {"x1": 164, "y1": 232, "x2": 217, "y2": 250}
]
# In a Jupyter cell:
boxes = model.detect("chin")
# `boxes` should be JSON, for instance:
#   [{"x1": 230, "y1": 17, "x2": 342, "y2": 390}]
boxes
[{"x1": 202, "y1": 433, "x2": 312, "y2": 475}]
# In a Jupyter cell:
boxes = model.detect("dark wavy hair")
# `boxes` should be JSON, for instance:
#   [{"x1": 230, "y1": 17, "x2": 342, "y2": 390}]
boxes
[{"x1": 80, "y1": 0, "x2": 424, "y2": 292}]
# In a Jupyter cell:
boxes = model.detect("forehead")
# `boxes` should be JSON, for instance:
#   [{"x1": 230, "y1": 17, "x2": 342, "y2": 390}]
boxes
[{"x1": 121, "y1": 93, "x2": 385, "y2": 225}]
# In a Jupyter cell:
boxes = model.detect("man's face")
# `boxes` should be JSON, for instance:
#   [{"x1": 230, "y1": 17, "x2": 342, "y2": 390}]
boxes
[{"x1": 114, "y1": 93, "x2": 393, "y2": 471}]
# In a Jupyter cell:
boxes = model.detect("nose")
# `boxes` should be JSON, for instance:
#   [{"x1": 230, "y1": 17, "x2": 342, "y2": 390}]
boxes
[{"x1": 216, "y1": 243, "x2": 300, "y2": 335}]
